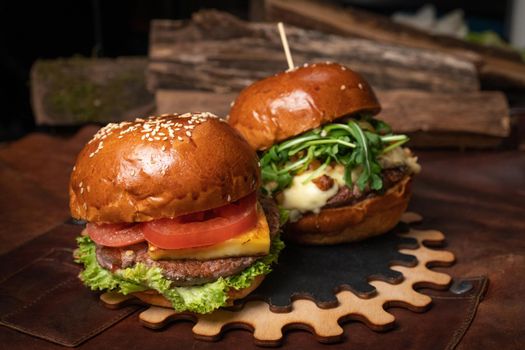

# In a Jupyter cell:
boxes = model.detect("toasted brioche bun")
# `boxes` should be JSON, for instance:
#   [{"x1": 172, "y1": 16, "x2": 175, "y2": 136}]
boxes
[
  {"x1": 132, "y1": 275, "x2": 266, "y2": 309},
  {"x1": 284, "y1": 176, "x2": 412, "y2": 245},
  {"x1": 69, "y1": 113, "x2": 260, "y2": 223},
  {"x1": 228, "y1": 63, "x2": 381, "y2": 150}
]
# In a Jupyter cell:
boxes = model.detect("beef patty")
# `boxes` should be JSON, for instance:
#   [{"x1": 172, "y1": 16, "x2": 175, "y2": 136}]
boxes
[
  {"x1": 95, "y1": 196, "x2": 280, "y2": 286},
  {"x1": 324, "y1": 167, "x2": 408, "y2": 209}
]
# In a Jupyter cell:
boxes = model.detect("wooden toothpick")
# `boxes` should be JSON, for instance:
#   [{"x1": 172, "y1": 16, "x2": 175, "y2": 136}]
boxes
[{"x1": 277, "y1": 22, "x2": 295, "y2": 71}]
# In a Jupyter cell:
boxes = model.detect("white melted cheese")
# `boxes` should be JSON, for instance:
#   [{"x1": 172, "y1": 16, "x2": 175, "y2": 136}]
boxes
[
  {"x1": 280, "y1": 147, "x2": 420, "y2": 223},
  {"x1": 281, "y1": 171, "x2": 338, "y2": 215},
  {"x1": 280, "y1": 166, "x2": 362, "y2": 223},
  {"x1": 379, "y1": 147, "x2": 421, "y2": 174}
]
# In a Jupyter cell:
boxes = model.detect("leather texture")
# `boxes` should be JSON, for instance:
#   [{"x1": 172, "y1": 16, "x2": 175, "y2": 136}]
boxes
[
  {"x1": 0, "y1": 223, "x2": 486, "y2": 349},
  {"x1": 0, "y1": 226, "x2": 140, "y2": 347}
]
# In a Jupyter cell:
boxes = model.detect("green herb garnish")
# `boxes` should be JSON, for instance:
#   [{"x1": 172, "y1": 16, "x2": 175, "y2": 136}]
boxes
[{"x1": 260, "y1": 116, "x2": 408, "y2": 195}]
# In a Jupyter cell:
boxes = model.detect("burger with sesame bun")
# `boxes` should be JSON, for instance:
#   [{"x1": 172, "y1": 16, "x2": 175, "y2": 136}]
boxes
[
  {"x1": 70, "y1": 113, "x2": 283, "y2": 313},
  {"x1": 228, "y1": 63, "x2": 421, "y2": 245}
]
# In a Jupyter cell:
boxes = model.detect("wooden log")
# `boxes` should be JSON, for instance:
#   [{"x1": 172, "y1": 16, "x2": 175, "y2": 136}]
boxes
[
  {"x1": 148, "y1": 10, "x2": 479, "y2": 93},
  {"x1": 265, "y1": 0, "x2": 525, "y2": 90},
  {"x1": 31, "y1": 57, "x2": 154, "y2": 125},
  {"x1": 155, "y1": 89, "x2": 509, "y2": 148},
  {"x1": 376, "y1": 90, "x2": 510, "y2": 137}
]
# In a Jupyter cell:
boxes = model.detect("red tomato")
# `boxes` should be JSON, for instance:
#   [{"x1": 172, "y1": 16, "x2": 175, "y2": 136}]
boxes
[
  {"x1": 142, "y1": 193, "x2": 258, "y2": 249},
  {"x1": 86, "y1": 223, "x2": 145, "y2": 247}
]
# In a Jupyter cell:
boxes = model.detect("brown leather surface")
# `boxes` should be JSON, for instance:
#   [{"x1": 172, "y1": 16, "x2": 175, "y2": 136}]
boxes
[
  {"x1": 0, "y1": 224, "x2": 487, "y2": 349},
  {"x1": 0, "y1": 245, "x2": 139, "y2": 347},
  {"x1": 0, "y1": 127, "x2": 524, "y2": 348}
]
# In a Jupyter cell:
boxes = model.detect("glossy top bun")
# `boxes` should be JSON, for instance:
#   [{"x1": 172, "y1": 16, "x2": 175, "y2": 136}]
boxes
[
  {"x1": 228, "y1": 63, "x2": 381, "y2": 150},
  {"x1": 69, "y1": 113, "x2": 260, "y2": 223}
]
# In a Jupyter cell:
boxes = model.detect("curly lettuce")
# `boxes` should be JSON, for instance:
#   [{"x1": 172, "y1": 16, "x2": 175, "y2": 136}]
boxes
[{"x1": 74, "y1": 235, "x2": 284, "y2": 314}]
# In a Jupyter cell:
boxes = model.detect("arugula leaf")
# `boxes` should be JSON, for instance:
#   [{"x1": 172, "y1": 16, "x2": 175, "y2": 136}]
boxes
[{"x1": 260, "y1": 116, "x2": 408, "y2": 194}]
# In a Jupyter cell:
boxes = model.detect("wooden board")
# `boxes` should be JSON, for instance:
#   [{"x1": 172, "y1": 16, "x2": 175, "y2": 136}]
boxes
[
  {"x1": 155, "y1": 89, "x2": 510, "y2": 148},
  {"x1": 101, "y1": 212, "x2": 455, "y2": 345}
]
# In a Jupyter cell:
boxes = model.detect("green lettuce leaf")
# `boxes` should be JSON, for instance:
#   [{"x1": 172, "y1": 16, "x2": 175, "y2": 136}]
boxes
[{"x1": 74, "y1": 235, "x2": 284, "y2": 314}]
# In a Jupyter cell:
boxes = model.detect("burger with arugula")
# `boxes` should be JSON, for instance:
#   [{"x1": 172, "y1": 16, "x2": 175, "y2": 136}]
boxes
[
  {"x1": 70, "y1": 113, "x2": 283, "y2": 313},
  {"x1": 228, "y1": 63, "x2": 420, "y2": 245}
]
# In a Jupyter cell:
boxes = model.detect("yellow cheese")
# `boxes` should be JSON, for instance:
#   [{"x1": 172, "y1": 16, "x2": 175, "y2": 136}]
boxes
[{"x1": 148, "y1": 205, "x2": 270, "y2": 261}]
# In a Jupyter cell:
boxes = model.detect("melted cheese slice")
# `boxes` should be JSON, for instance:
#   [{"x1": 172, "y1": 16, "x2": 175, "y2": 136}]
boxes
[
  {"x1": 379, "y1": 147, "x2": 421, "y2": 174},
  {"x1": 280, "y1": 147, "x2": 421, "y2": 223},
  {"x1": 148, "y1": 205, "x2": 270, "y2": 261}
]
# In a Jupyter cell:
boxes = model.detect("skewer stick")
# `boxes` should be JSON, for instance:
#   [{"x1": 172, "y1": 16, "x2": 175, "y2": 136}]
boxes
[{"x1": 277, "y1": 22, "x2": 295, "y2": 71}]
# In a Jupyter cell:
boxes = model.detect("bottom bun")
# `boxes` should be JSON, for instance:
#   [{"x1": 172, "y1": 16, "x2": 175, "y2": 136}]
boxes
[
  {"x1": 284, "y1": 176, "x2": 412, "y2": 245},
  {"x1": 132, "y1": 274, "x2": 266, "y2": 310}
]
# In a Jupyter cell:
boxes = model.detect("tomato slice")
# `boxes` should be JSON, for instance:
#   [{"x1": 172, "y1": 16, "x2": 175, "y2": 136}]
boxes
[
  {"x1": 142, "y1": 193, "x2": 258, "y2": 249},
  {"x1": 87, "y1": 223, "x2": 146, "y2": 247}
]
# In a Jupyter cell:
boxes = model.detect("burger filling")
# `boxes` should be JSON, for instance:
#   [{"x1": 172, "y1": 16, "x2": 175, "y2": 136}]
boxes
[
  {"x1": 74, "y1": 194, "x2": 283, "y2": 314},
  {"x1": 260, "y1": 116, "x2": 421, "y2": 223}
]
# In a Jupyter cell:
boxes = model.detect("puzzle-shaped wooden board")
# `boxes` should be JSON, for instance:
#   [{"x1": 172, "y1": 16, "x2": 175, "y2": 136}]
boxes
[{"x1": 101, "y1": 212, "x2": 455, "y2": 345}]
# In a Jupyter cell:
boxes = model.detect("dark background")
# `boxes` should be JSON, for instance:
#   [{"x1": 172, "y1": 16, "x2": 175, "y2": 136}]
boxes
[{"x1": 0, "y1": 0, "x2": 511, "y2": 141}]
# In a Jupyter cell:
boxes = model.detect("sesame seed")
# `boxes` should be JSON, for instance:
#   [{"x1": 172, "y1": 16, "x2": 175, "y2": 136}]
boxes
[
  {"x1": 177, "y1": 136, "x2": 183, "y2": 141},
  {"x1": 227, "y1": 194, "x2": 231, "y2": 202},
  {"x1": 185, "y1": 131, "x2": 192, "y2": 137},
  {"x1": 161, "y1": 145, "x2": 166, "y2": 151},
  {"x1": 340, "y1": 85, "x2": 346, "y2": 90},
  {"x1": 80, "y1": 188, "x2": 84, "y2": 194},
  {"x1": 358, "y1": 83, "x2": 363, "y2": 89}
]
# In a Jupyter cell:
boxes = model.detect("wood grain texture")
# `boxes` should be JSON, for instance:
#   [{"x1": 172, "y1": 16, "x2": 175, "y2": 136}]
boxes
[
  {"x1": 147, "y1": 10, "x2": 479, "y2": 94},
  {"x1": 100, "y1": 215, "x2": 455, "y2": 346},
  {"x1": 376, "y1": 90, "x2": 510, "y2": 137},
  {"x1": 265, "y1": 0, "x2": 525, "y2": 89}
]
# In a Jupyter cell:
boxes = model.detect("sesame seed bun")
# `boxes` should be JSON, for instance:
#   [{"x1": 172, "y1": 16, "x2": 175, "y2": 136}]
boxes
[
  {"x1": 284, "y1": 176, "x2": 412, "y2": 245},
  {"x1": 69, "y1": 113, "x2": 260, "y2": 223},
  {"x1": 228, "y1": 63, "x2": 381, "y2": 150}
]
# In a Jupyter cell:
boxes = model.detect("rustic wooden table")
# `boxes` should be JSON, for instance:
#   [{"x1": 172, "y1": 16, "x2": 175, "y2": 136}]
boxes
[{"x1": 0, "y1": 126, "x2": 523, "y2": 349}]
